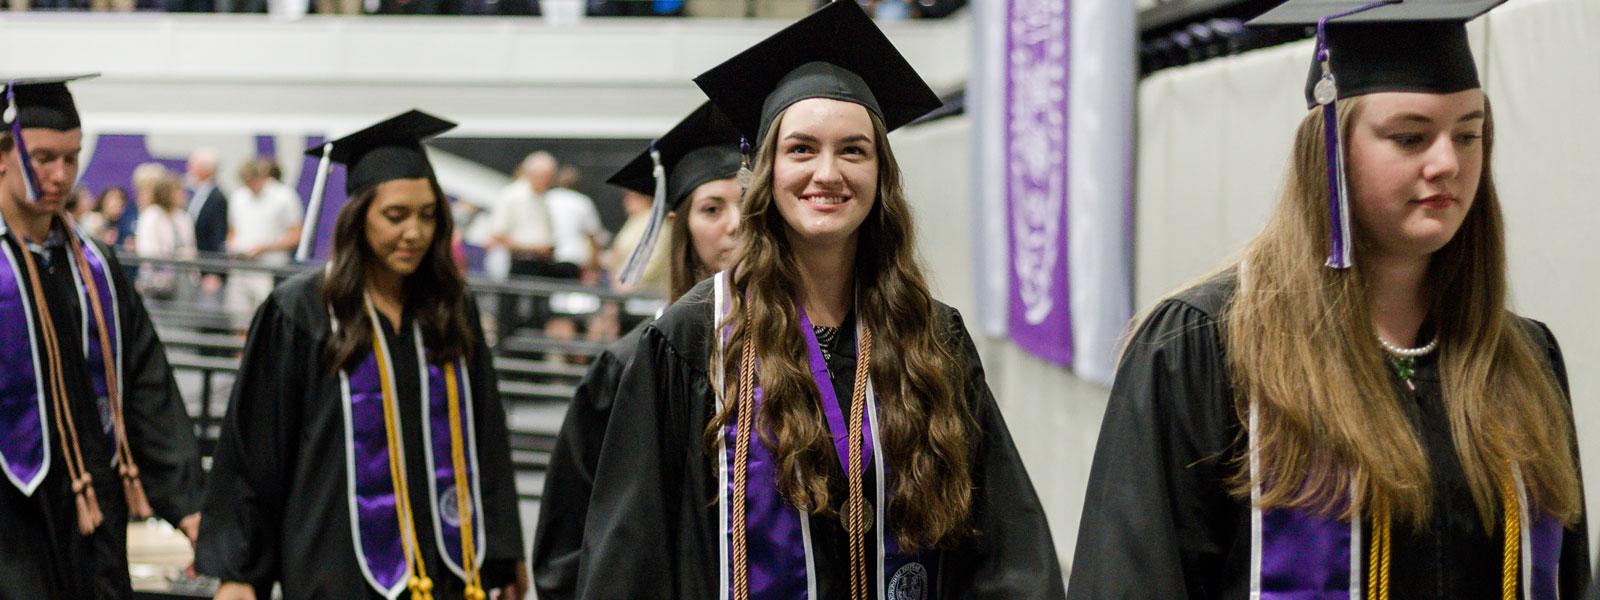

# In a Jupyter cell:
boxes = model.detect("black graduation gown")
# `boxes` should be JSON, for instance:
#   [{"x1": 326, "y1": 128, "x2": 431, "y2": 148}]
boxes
[
  {"x1": 194, "y1": 270, "x2": 524, "y2": 599},
  {"x1": 577, "y1": 278, "x2": 1067, "y2": 599},
  {"x1": 0, "y1": 225, "x2": 203, "y2": 599},
  {"x1": 531, "y1": 320, "x2": 643, "y2": 600},
  {"x1": 1067, "y1": 273, "x2": 1590, "y2": 599}
]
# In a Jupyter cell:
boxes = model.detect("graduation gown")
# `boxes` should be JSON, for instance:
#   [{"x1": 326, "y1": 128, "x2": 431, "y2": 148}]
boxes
[
  {"x1": 0, "y1": 222, "x2": 203, "y2": 599},
  {"x1": 531, "y1": 320, "x2": 642, "y2": 600},
  {"x1": 577, "y1": 277, "x2": 1066, "y2": 599},
  {"x1": 1067, "y1": 272, "x2": 1590, "y2": 599},
  {"x1": 195, "y1": 270, "x2": 524, "y2": 599}
]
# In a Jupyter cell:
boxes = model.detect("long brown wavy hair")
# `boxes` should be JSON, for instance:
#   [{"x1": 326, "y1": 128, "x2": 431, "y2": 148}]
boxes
[
  {"x1": 1216, "y1": 96, "x2": 1582, "y2": 528},
  {"x1": 706, "y1": 111, "x2": 975, "y2": 551},
  {"x1": 667, "y1": 200, "x2": 711, "y2": 304},
  {"x1": 322, "y1": 178, "x2": 476, "y2": 374}
]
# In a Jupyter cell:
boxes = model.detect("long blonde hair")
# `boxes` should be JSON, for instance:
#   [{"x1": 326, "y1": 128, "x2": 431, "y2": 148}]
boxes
[
  {"x1": 707, "y1": 111, "x2": 975, "y2": 551},
  {"x1": 1218, "y1": 97, "x2": 1581, "y2": 528}
]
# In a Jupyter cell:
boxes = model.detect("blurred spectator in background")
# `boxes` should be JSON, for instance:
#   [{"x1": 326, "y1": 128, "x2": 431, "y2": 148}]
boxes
[
  {"x1": 93, "y1": 186, "x2": 132, "y2": 247},
  {"x1": 226, "y1": 156, "x2": 302, "y2": 316},
  {"x1": 548, "y1": 163, "x2": 606, "y2": 283},
  {"x1": 545, "y1": 160, "x2": 607, "y2": 353},
  {"x1": 489, "y1": 151, "x2": 563, "y2": 340},
  {"x1": 134, "y1": 171, "x2": 198, "y2": 301},
  {"x1": 67, "y1": 186, "x2": 96, "y2": 226},
  {"x1": 605, "y1": 188, "x2": 668, "y2": 294},
  {"x1": 186, "y1": 148, "x2": 230, "y2": 295},
  {"x1": 126, "y1": 161, "x2": 172, "y2": 251}
]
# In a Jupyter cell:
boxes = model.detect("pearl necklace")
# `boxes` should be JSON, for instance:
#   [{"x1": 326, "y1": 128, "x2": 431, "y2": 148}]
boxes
[
  {"x1": 1377, "y1": 333, "x2": 1437, "y2": 391},
  {"x1": 1376, "y1": 334, "x2": 1438, "y2": 357}
]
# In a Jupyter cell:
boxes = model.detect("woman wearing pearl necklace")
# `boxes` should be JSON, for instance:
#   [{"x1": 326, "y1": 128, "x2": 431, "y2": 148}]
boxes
[{"x1": 1070, "y1": 0, "x2": 1587, "y2": 598}]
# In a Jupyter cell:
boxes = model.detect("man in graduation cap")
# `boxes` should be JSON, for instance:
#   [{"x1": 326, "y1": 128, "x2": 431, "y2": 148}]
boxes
[
  {"x1": 0, "y1": 75, "x2": 204, "y2": 597},
  {"x1": 1068, "y1": 1, "x2": 1589, "y2": 598},
  {"x1": 196, "y1": 109, "x2": 527, "y2": 600}
]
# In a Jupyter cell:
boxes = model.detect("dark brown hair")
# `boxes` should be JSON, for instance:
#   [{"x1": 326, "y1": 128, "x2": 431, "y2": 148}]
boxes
[
  {"x1": 667, "y1": 202, "x2": 711, "y2": 304},
  {"x1": 709, "y1": 110, "x2": 975, "y2": 551},
  {"x1": 322, "y1": 178, "x2": 476, "y2": 373}
]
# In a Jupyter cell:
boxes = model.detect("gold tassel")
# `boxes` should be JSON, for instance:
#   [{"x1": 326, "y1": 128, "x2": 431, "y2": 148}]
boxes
[
  {"x1": 73, "y1": 475, "x2": 103, "y2": 535},
  {"x1": 408, "y1": 576, "x2": 434, "y2": 600},
  {"x1": 464, "y1": 584, "x2": 485, "y2": 600},
  {"x1": 121, "y1": 463, "x2": 153, "y2": 519}
]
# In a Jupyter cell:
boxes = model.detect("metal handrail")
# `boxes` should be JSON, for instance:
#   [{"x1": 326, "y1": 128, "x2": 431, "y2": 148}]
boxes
[{"x1": 113, "y1": 251, "x2": 666, "y2": 304}]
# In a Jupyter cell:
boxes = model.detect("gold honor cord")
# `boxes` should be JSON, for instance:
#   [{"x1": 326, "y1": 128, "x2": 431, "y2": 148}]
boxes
[
  {"x1": 729, "y1": 318, "x2": 875, "y2": 600},
  {"x1": 444, "y1": 364, "x2": 486, "y2": 600},
  {"x1": 845, "y1": 327, "x2": 874, "y2": 600},
  {"x1": 66, "y1": 231, "x2": 152, "y2": 519},
  {"x1": 1366, "y1": 475, "x2": 1522, "y2": 600},
  {"x1": 371, "y1": 327, "x2": 434, "y2": 600},
  {"x1": 14, "y1": 234, "x2": 102, "y2": 535}
]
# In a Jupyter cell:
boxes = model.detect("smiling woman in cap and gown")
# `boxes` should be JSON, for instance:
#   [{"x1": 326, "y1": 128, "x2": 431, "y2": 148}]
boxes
[
  {"x1": 530, "y1": 100, "x2": 747, "y2": 600},
  {"x1": 195, "y1": 110, "x2": 527, "y2": 600},
  {"x1": 1067, "y1": 1, "x2": 1589, "y2": 598},
  {"x1": 574, "y1": 3, "x2": 1066, "y2": 599}
]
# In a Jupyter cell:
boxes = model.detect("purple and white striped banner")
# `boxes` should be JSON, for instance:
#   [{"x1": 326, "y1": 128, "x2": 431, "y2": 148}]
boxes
[
  {"x1": 1004, "y1": 0, "x2": 1074, "y2": 367},
  {"x1": 980, "y1": 0, "x2": 1133, "y2": 385}
]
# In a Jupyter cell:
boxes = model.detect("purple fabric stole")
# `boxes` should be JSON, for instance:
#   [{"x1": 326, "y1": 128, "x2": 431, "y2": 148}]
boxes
[
  {"x1": 0, "y1": 224, "x2": 121, "y2": 495},
  {"x1": 712, "y1": 272, "x2": 939, "y2": 600},
  {"x1": 68, "y1": 229, "x2": 122, "y2": 457},
  {"x1": 1249, "y1": 411, "x2": 1566, "y2": 599},
  {"x1": 338, "y1": 306, "x2": 481, "y2": 599}
]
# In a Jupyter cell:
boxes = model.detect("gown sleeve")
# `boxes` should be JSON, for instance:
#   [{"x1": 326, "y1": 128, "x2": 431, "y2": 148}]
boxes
[
  {"x1": 532, "y1": 339, "x2": 629, "y2": 600},
  {"x1": 940, "y1": 308, "x2": 1068, "y2": 599},
  {"x1": 1528, "y1": 321, "x2": 1591, "y2": 599},
  {"x1": 463, "y1": 298, "x2": 526, "y2": 588},
  {"x1": 577, "y1": 325, "x2": 694, "y2": 599},
  {"x1": 1065, "y1": 297, "x2": 1243, "y2": 600},
  {"x1": 193, "y1": 295, "x2": 310, "y2": 589},
  {"x1": 106, "y1": 244, "x2": 204, "y2": 526}
]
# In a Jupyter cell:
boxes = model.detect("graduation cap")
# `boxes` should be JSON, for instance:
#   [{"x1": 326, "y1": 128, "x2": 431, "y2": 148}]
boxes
[
  {"x1": 605, "y1": 102, "x2": 743, "y2": 285},
  {"x1": 295, "y1": 109, "x2": 456, "y2": 262},
  {"x1": 1246, "y1": 0, "x2": 1504, "y2": 268},
  {"x1": 3, "y1": 74, "x2": 98, "y2": 203},
  {"x1": 692, "y1": 0, "x2": 943, "y2": 145}
]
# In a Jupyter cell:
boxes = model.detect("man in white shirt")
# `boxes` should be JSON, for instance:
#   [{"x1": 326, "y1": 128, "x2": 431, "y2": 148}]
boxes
[
  {"x1": 488, "y1": 151, "x2": 606, "y2": 342},
  {"x1": 224, "y1": 157, "x2": 302, "y2": 318}
]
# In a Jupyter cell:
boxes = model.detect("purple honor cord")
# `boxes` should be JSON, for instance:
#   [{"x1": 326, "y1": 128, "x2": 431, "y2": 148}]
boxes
[
  {"x1": 1313, "y1": 0, "x2": 1393, "y2": 269},
  {"x1": 795, "y1": 303, "x2": 873, "y2": 475}
]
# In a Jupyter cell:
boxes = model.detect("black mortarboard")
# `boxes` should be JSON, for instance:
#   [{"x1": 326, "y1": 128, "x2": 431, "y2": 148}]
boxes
[
  {"x1": 693, "y1": 0, "x2": 943, "y2": 144},
  {"x1": 606, "y1": 102, "x2": 743, "y2": 285},
  {"x1": 3, "y1": 74, "x2": 98, "y2": 203},
  {"x1": 295, "y1": 109, "x2": 456, "y2": 261},
  {"x1": 1248, "y1": 0, "x2": 1504, "y2": 109},
  {"x1": 1246, "y1": 0, "x2": 1504, "y2": 268}
]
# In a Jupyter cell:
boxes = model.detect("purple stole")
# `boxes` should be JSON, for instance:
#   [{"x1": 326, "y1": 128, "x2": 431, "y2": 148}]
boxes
[
  {"x1": 0, "y1": 222, "x2": 120, "y2": 496},
  {"x1": 711, "y1": 272, "x2": 939, "y2": 600},
  {"x1": 337, "y1": 302, "x2": 485, "y2": 599},
  {"x1": 1246, "y1": 406, "x2": 1565, "y2": 599}
]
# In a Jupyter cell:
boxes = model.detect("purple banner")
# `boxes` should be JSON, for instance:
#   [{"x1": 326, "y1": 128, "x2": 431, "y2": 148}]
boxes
[{"x1": 1004, "y1": 0, "x2": 1074, "y2": 366}]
